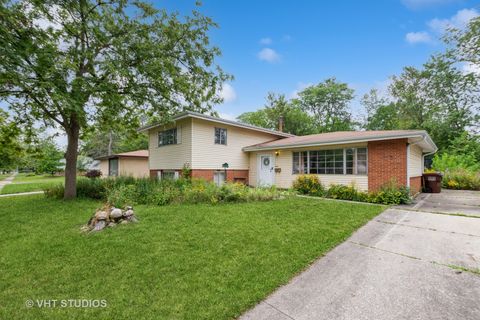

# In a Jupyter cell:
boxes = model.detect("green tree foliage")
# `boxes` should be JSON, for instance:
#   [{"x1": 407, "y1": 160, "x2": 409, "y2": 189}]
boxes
[
  {"x1": 237, "y1": 93, "x2": 317, "y2": 135},
  {"x1": 294, "y1": 78, "x2": 355, "y2": 132},
  {"x1": 0, "y1": 0, "x2": 229, "y2": 198},
  {"x1": 81, "y1": 127, "x2": 148, "y2": 159},
  {"x1": 35, "y1": 139, "x2": 64, "y2": 175},
  {"x1": 361, "y1": 89, "x2": 399, "y2": 130},
  {"x1": 0, "y1": 109, "x2": 23, "y2": 171}
]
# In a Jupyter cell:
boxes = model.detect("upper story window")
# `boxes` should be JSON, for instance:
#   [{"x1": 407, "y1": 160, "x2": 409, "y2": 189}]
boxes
[
  {"x1": 293, "y1": 147, "x2": 367, "y2": 175},
  {"x1": 158, "y1": 128, "x2": 177, "y2": 146},
  {"x1": 215, "y1": 127, "x2": 227, "y2": 145}
]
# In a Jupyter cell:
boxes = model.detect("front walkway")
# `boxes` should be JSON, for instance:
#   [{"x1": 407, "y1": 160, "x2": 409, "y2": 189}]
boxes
[
  {"x1": 0, "y1": 173, "x2": 16, "y2": 192},
  {"x1": 241, "y1": 190, "x2": 480, "y2": 320}
]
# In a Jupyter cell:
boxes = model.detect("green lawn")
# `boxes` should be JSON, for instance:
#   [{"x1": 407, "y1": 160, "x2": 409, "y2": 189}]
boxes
[
  {"x1": 0, "y1": 195, "x2": 384, "y2": 320},
  {"x1": 0, "y1": 174, "x2": 10, "y2": 181},
  {"x1": 1, "y1": 174, "x2": 65, "y2": 194}
]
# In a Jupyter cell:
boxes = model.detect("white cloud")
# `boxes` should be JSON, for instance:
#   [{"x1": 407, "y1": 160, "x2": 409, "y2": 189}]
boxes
[
  {"x1": 405, "y1": 31, "x2": 433, "y2": 44},
  {"x1": 257, "y1": 48, "x2": 281, "y2": 63},
  {"x1": 259, "y1": 37, "x2": 272, "y2": 45},
  {"x1": 219, "y1": 83, "x2": 236, "y2": 103},
  {"x1": 402, "y1": 0, "x2": 460, "y2": 10},
  {"x1": 427, "y1": 8, "x2": 479, "y2": 34},
  {"x1": 405, "y1": 8, "x2": 479, "y2": 45}
]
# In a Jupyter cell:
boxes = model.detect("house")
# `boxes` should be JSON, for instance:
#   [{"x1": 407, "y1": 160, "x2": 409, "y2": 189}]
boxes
[
  {"x1": 138, "y1": 112, "x2": 437, "y2": 194},
  {"x1": 96, "y1": 150, "x2": 149, "y2": 178}
]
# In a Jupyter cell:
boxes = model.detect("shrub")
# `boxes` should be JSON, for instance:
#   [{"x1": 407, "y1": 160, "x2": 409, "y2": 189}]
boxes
[
  {"x1": 45, "y1": 176, "x2": 287, "y2": 205},
  {"x1": 326, "y1": 184, "x2": 362, "y2": 201},
  {"x1": 432, "y1": 153, "x2": 480, "y2": 172},
  {"x1": 292, "y1": 175, "x2": 325, "y2": 196},
  {"x1": 442, "y1": 169, "x2": 480, "y2": 190},
  {"x1": 293, "y1": 178, "x2": 411, "y2": 205},
  {"x1": 367, "y1": 183, "x2": 411, "y2": 205},
  {"x1": 84, "y1": 169, "x2": 102, "y2": 179},
  {"x1": 106, "y1": 184, "x2": 138, "y2": 207}
]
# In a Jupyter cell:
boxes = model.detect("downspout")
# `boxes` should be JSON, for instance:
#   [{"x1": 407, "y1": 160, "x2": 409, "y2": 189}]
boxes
[{"x1": 407, "y1": 135, "x2": 427, "y2": 188}]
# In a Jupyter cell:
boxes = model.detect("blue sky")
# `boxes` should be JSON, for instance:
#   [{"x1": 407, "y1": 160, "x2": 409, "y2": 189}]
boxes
[{"x1": 161, "y1": 0, "x2": 480, "y2": 120}]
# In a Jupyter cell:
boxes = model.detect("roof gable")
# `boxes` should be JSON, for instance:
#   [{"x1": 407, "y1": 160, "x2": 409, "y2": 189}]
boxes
[{"x1": 137, "y1": 111, "x2": 295, "y2": 138}]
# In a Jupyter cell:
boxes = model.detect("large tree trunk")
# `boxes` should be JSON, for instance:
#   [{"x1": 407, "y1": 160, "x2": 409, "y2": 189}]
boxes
[{"x1": 64, "y1": 121, "x2": 80, "y2": 199}]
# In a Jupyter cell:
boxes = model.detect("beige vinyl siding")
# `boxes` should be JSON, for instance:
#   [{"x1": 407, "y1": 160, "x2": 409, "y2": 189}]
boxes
[
  {"x1": 408, "y1": 144, "x2": 423, "y2": 178},
  {"x1": 249, "y1": 142, "x2": 368, "y2": 190},
  {"x1": 191, "y1": 118, "x2": 280, "y2": 169},
  {"x1": 119, "y1": 157, "x2": 149, "y2": 178},
  {"x1": 99, "y1": 159, "x2": 109, "y2": 177},
  {"x1": 148, "y1": 118, "x2": 192, "y2": 170}
]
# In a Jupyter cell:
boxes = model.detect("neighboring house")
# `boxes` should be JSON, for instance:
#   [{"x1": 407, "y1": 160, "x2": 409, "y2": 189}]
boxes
[
  {"x1": 139, "y1": 112, "x2": 437, "y2": 194},
  {"x1": 96, "y1": 150, "x2": 149, "y2": 178}
]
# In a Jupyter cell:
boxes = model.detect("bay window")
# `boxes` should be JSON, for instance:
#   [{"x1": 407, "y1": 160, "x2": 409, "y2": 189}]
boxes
[{"x1": 292, "y1": 147, "x2": 367, "y2": 175}]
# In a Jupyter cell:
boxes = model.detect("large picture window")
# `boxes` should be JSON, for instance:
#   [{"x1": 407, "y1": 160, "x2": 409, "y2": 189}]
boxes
[
  {"x1": 158, "y1": 128, "x2": 177, "y2": 146},
  {"x1": 293, "y1": 148, "x2": 367, "y2": 175}
]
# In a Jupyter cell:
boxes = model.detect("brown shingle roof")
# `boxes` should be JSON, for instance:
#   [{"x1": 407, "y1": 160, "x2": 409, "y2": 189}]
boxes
[{"x1": 243, "y1": 130, "x2": 436, "y2": 151}]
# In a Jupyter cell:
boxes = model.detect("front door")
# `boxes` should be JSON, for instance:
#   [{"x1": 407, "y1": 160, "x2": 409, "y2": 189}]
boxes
[{"x1": 258, "y1": 154, "x2": 274, "y2": 187}]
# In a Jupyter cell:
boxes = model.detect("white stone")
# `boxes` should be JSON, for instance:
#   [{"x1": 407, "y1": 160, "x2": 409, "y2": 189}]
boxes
[{"x1": 110, "y1": 208, "x2": 122, "y2": 219}]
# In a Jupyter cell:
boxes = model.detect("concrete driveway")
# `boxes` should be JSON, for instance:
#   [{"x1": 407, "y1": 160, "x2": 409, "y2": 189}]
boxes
[{"x1": 240, "y1": 190, "x2": 480, "y2": 320}]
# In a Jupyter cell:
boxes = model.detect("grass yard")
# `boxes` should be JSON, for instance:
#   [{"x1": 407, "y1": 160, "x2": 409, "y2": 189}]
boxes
[
  {"x1": 0, "y1": 174, "x2": 11, "y2": 181},
  {"x1": 0, "y1": 195, "x2": 384, "y2": 320},
  {"x1": 1, "y1": 174, "x2": 65, "y2": 194}
]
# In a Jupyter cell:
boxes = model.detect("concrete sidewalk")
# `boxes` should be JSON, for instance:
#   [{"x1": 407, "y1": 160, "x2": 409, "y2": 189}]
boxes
[
  {"x1": 0, "y1": 191, "x2": 43, "y2": 198},
  {"x1": 0, "y1": 173, "x2": 16, "y2": 193},
  {"x1": 241, "y1": 191, "x2": 480, "y2": 320}
]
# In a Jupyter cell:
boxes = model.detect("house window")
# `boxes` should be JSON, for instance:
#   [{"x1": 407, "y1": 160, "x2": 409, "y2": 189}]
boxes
[
  {"x1": 292, "y1": 151, "x2": 308, "y2": 174},
  {"x1": 108, "y1": 158, "x2": 118, "y2": 176},
  {"x1": 213, "y1": 171, "x2": 226, "y2": 186},
  {"x1": 158, "y1": 128, "x2": 177, "y2": 146},
  {"x1": 293, "y1": 148, "x2": 367, "y2": 175},
  {"x1": 160, "y1": 170, "x2": 179, "y2": 180},
  {"x1": 346, "y1": 148, "x2": 367, "y2": 175},
  {"x1": 215, "y1": 128, "x2": 227, "y2": 145}
]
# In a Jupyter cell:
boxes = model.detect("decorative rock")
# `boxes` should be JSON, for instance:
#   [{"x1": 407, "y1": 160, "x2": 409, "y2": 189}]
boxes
[
  {"x1": 82, "y1": 204, "x2": 138, "y2": 232},
  {"x1": 127, "y1": 215, "x2": 138, "y2": 223},
  {"x1": 93, "y1": 220, "x2": 106, "y2": 231},
  {"x1": 110, "y1": 208, "x2": 122, "y2": 219},
  {"x1": 95, "y1": 211, "x2": 108, "y2": 220}
]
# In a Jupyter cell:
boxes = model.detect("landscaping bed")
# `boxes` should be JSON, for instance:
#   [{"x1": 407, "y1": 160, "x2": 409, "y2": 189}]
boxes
[{"x1": 0, "y1": 195, "x2": 384, "y2": 320}]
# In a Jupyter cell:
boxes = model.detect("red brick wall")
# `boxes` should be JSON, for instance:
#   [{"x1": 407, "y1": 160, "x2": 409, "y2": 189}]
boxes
[
  {"x1": 409, "y1": 176, "x2": 422, "y2": 195},
  {"x1": 368, "y1": 138, "x2": 408, "y2": 191},
  {"x1": 191, "y1": 169, "x2": 249, "y2": 184},
  {"x1": 191, "y1": 169, "x2": 214, "y2": 181}
]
